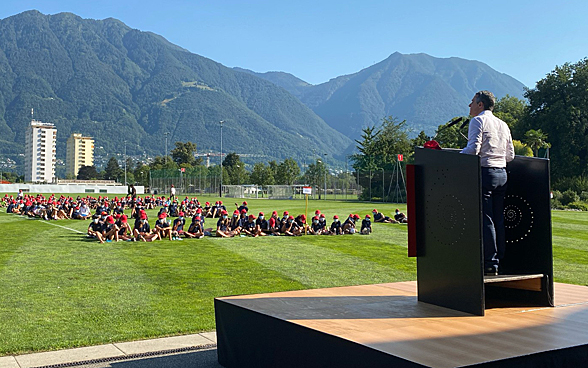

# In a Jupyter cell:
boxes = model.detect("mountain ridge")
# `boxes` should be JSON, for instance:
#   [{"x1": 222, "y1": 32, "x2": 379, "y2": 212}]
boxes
[
  {"x1": 240, "y1": 51, "x2": 526, "y2": 137},
  {"x1": 0, "y1": 10, "x2": 352, "y2": 169}
]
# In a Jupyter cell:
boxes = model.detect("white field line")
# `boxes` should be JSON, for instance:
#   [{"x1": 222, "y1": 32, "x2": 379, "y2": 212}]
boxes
[{"x1": 22, "y1": 216, "x2": 85, "y2": 234}]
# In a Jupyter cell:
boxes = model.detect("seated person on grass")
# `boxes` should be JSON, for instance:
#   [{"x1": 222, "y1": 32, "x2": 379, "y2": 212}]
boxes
[
  {"x1": 394, "y1": 209, "x2": 408, "y2": 223},
  {"x1": 87, "y1": 215, "x2": 103, "y2": 238},
  {"x1": 236, "y1": 201, "x2": 249, "y2": 213},
  {"x1": 372, "y1": 209, "x2": 397, "y2": 223},
  {"x1": 295, "y1": 214, "x2": 308, "y2": 234},
  {"x1": 267, "y1": 211, "x2": 280, "y2": 235},
  {"x1": 242, "y1": 214, "x2": 264, "y2": 237},
  {"x1": 186, "y1": 215, "x2": 204, "y2": 238},
  {"x1": 134, "y1": 213, "x2": 159, "y2": 242},
  {"x1": 171, "y1": 212, "x2": 186, "y2": 240},
  {"x1": 116, "y1": 215, "x2": 134, "y2": 241},
  {"x1": 330, "y1": 215, "x2": 343, "y2": 235},
  {"x1": 256, "y1": 212, "x2": 270, "y2": 235},
  {"x1": 361, "y1": 214, "x2": 373, "y2": 234},
  {"x1": 155, "y1": 213, "x2": 173, "y2": 241},
  {"x1": 282, "y1": 215, "x2": 301, "y2": 236},
  {"x1": 342, "y1": 214, "x2": 358, "y2": 234},
  {"x1": 229, "y1": 210, "x2": 242, "y2": 235},
  {"x1": 98, "y1": 216, "x2": 118, "y2": 244},
  {"x1": 278, "y1": 211, "x2": 290, "y2": 231},
  {"x1": 79, "y1": 203, "x2": 91, "y2": 219},
  {"x1": 203, "y1": 202, "x2": 213, "y2": 217},
  {"x1": 216, "y1": 210, "x2": 233, "y2": 238},
  {"x1": 309, "y1": 216, "x2": 323, "y2": 235}
]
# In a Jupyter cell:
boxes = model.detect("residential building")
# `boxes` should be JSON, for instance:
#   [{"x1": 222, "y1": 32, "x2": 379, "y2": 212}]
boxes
[
  {"x1": 24, "y1": 120, "x2": 57, "y2": 183},
  {"x1": 66, "y1": 133, "x2": 94, "y2": 178}
]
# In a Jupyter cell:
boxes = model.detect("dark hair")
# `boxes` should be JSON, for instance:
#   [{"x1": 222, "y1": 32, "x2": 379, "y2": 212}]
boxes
[{"x1": 474, "y1": 90, "x2": 495, "y2": 111}]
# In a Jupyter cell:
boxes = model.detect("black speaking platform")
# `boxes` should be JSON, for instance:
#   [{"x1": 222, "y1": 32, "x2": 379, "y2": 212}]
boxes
[{"x1": 409, "y1": 148, "x2": 553, "y2": 315}]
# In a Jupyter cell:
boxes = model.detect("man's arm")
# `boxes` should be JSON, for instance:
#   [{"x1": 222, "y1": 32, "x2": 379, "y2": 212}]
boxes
[
  {"x1": 461, "y1": 117, "x2": 483, "y2": 155},
  {"x1": 506, "y1": 133, "x2": 515, "y2": 163}
]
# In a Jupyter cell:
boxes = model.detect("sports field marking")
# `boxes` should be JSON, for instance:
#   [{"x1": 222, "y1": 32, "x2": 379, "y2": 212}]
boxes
[{"x1": 32, "y1": 218, "x2": 85, "y2": 234}]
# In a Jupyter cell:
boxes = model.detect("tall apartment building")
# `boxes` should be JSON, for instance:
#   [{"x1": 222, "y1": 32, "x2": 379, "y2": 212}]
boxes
[
  {"x1": 24, "y1": 120, "x2": 57, "y2": 183},
  {"x1": 66, "y1": 133, "x2": 94, "y2": 178}
]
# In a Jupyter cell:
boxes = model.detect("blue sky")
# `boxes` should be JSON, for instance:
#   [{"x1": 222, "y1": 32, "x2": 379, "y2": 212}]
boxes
[{"x1": 2, "y1": 0, "x2": 587, "y2": 87}]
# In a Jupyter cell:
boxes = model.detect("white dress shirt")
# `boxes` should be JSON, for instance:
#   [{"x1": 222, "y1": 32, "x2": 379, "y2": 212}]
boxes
[{"x1": 461, "y1": 110, "x2": 515, "y2": 167}]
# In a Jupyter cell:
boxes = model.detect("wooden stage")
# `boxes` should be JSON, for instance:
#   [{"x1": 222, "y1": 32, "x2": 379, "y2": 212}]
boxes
[{"x1": 215, "y1": 281, "x2": 588, "y2": 367}]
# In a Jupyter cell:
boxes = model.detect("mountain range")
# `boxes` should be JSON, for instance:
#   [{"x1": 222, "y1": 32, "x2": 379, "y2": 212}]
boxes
[
  {"x1": 0, "y1": 10, "x2": 351, "y2": 166},
  {"x1": 236, "y1": 53, "x2": 526, "y2": 139},
  {"x1": 0, "y1": 10, "x2": 525, "y2": 171}
]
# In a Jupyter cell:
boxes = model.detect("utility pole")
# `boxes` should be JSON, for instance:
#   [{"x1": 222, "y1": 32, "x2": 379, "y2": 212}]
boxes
[
  {"x1": 323, "y1": 153, "x2": 327, "y2": 200},
  {"x1": 219, "y1": 120, "x2": 224, "y2": 197},
  {"x1": 164, "y1": 132, "x2": 170, "y2": 163},
  {"x1": 124, "y1": 140, "x2": 127, "y2": 185}
]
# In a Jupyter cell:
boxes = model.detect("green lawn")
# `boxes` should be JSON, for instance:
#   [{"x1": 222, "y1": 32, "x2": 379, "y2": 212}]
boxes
[{"x1": 0, "y1": 196, "x2": 586, "y2": 356}]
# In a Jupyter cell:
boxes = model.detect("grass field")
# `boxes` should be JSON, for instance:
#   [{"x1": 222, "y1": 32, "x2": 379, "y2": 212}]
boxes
[{"x1": 0, "y1": 195, "x2": 587, "y2": 356}]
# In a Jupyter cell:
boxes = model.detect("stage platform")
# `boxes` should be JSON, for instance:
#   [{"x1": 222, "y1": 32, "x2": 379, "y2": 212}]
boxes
[{"x1": 215, "y1": 281, "x2": 588, "y2": 368}]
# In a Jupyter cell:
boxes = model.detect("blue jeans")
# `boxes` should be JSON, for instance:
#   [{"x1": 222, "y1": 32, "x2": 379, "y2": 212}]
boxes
[{"x1": 481, "y1": 167, "x2": 507, "y2": 271}]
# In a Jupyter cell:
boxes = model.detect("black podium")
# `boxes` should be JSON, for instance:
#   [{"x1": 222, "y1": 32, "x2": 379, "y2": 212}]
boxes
[{"x1": 407, "y1": 147, "x2": 554, "y2": 316}]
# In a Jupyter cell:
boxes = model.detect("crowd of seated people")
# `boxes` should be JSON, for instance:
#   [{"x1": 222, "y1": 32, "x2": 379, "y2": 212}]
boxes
[{"x1": 3, "y1": 194, "x2": 406, "y2": 242}]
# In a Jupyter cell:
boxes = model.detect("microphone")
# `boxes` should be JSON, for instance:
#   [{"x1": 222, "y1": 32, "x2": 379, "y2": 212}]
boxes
[
  {"x1": 433, "y1": 117, "x2": 464, "y2": 139},
  {"x1": 459, "y1": 118, "x2": 470, "y2": 130}
]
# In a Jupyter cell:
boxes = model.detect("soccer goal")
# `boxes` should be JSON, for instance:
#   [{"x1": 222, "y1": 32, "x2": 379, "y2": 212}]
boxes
[{"x1": 266, "y1": 185, "x2": 294, "y2": 200}]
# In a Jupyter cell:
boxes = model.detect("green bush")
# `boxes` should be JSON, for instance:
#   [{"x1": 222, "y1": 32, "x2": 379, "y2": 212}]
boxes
[
  {"x1": 566, "y1": 201, "x2": 588, "y2": 211},
  {"x1": 551, "y1": 198, "x2": 564, "y2": 209},
  {"x1": 561, "y1": 190, "x2": 580, "y2": 205},
  {"x1": 580, "y1": 191, "x2": 588, "y2": 202},
  {"x1": 552, "y1": 190, "x2": 563, "y2": 202},
  {"x1": 555, "y1": 176, "x2": 588, "y2": 193}
]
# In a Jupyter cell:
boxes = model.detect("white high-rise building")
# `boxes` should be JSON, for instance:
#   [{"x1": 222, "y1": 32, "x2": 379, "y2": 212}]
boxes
[{"x1": 24, "y1": 120, "x2": 57, "y2": 183}]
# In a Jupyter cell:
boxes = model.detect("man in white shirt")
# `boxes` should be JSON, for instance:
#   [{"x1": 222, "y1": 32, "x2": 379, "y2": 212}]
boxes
[{"x1": 461, "y1": 91, "x2": 515, "y2": 276}]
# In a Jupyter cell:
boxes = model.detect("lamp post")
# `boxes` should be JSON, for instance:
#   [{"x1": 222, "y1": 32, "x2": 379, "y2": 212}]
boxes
[
  {"x1": 164, "y1": 132, "x2": 170, "y2": 163},
  {"x1": 219, "y1": 120, "x2": 224, "y2": 197},
  {"x1": 323, "y1": 153, "x2": 327, "y2": 200},
  {"x1": 124, "y1": 140, "x2": 127, "y2": 185},
  {"x1": 381, "y1": 168, "x2": 385, "y2": 203}
]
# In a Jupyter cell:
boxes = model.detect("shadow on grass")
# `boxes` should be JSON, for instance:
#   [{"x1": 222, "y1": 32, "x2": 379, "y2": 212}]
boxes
[{"x1": 74, "y1": 348, "x2": 222, "y2": 368}]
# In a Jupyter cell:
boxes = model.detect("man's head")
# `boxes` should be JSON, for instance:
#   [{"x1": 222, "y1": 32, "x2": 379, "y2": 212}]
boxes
[{"x1": 469, "y1": 90, "x2": 495, "y2": 116}]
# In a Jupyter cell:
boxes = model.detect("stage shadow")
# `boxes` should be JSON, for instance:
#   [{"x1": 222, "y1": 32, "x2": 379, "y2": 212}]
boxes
[
  {"x1": 74, "y1": 348, "x2": 222, "y2": 368},
  {"x1": 223, "y1": 295, "x2": 471, "y2": 320}
]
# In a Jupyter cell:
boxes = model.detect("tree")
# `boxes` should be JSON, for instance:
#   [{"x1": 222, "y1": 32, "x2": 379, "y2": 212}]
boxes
[
  {"x1": 302, "y1": 159, "x2": 327, "y2": 198},
  {"x1": 134, "y1": 164, "x2": 151, "y2": 187},
  {"x1": 524, "y1": 58, "x2": 588, "y2": 179},
  {"x1": 375, "y1": 117, "x2": 413, "y2": 167},
  {"x1": 524, "y1": 129, "x2": 551, "y2": 157},
  {"x1": 352, "y1": 116, "x2": 412, "y2": 172},
  {"x1": 352, "y1": 125, "x2": 380, "y2": 172},
  {"x1": 250, "y1": 162, "x2": 275, "y2": 186},
  {"x1": 222, "y1": 152, "x2": 247, "y2": 185},
  {"x1": 149, "y1": 156, "x2": 178, "y2": 170},
  {"x1": 433, "y1": 118, "x2": 468, "y2": 149},
  {"x1": 276, "y1": 158, "x2": 300, "y2": 185},
  {"x1": 494, "y1": 95, "x2": 528, "y2": 135},
  {"x1": 104, "y1": 157, "x2": 123, "y2": 181},
  {"x1": 171, "y1": 141, "x2": 200, "y2": 166},
  {"x1": 77, "y1": 165, "x2": 100, "y2": 180},
  {"x1": 513, "y1": 140, "x2": 533, "y2": 156},
  {"x1": 412, "y1": 131, "x2": 430, "y2": 148}
]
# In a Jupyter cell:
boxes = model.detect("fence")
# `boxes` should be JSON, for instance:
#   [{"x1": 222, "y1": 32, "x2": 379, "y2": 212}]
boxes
[
  {"x1": 149, "y1": 167, "x2": 220, "y2": 196},
  {"x1": 149, "y1": 167, "x2": 406, "y2": 203}
]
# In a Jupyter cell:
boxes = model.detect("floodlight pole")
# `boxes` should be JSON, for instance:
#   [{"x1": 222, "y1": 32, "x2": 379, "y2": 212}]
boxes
[
  {"x1": 124, "y1": 140, "x2": 127, "y2": 185},
  {"x1": 323, "y1": 153, "x2": 327, "y2": 200},
  {"x1": 219, "y1": 120, "x2": 224, "y2": 197},
  {"x1": 382, "y1": 168, "x2": 385, "y2": 202},
  {"x1": 163, "y1": 132, "x2": 170, "y2": 164}
]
